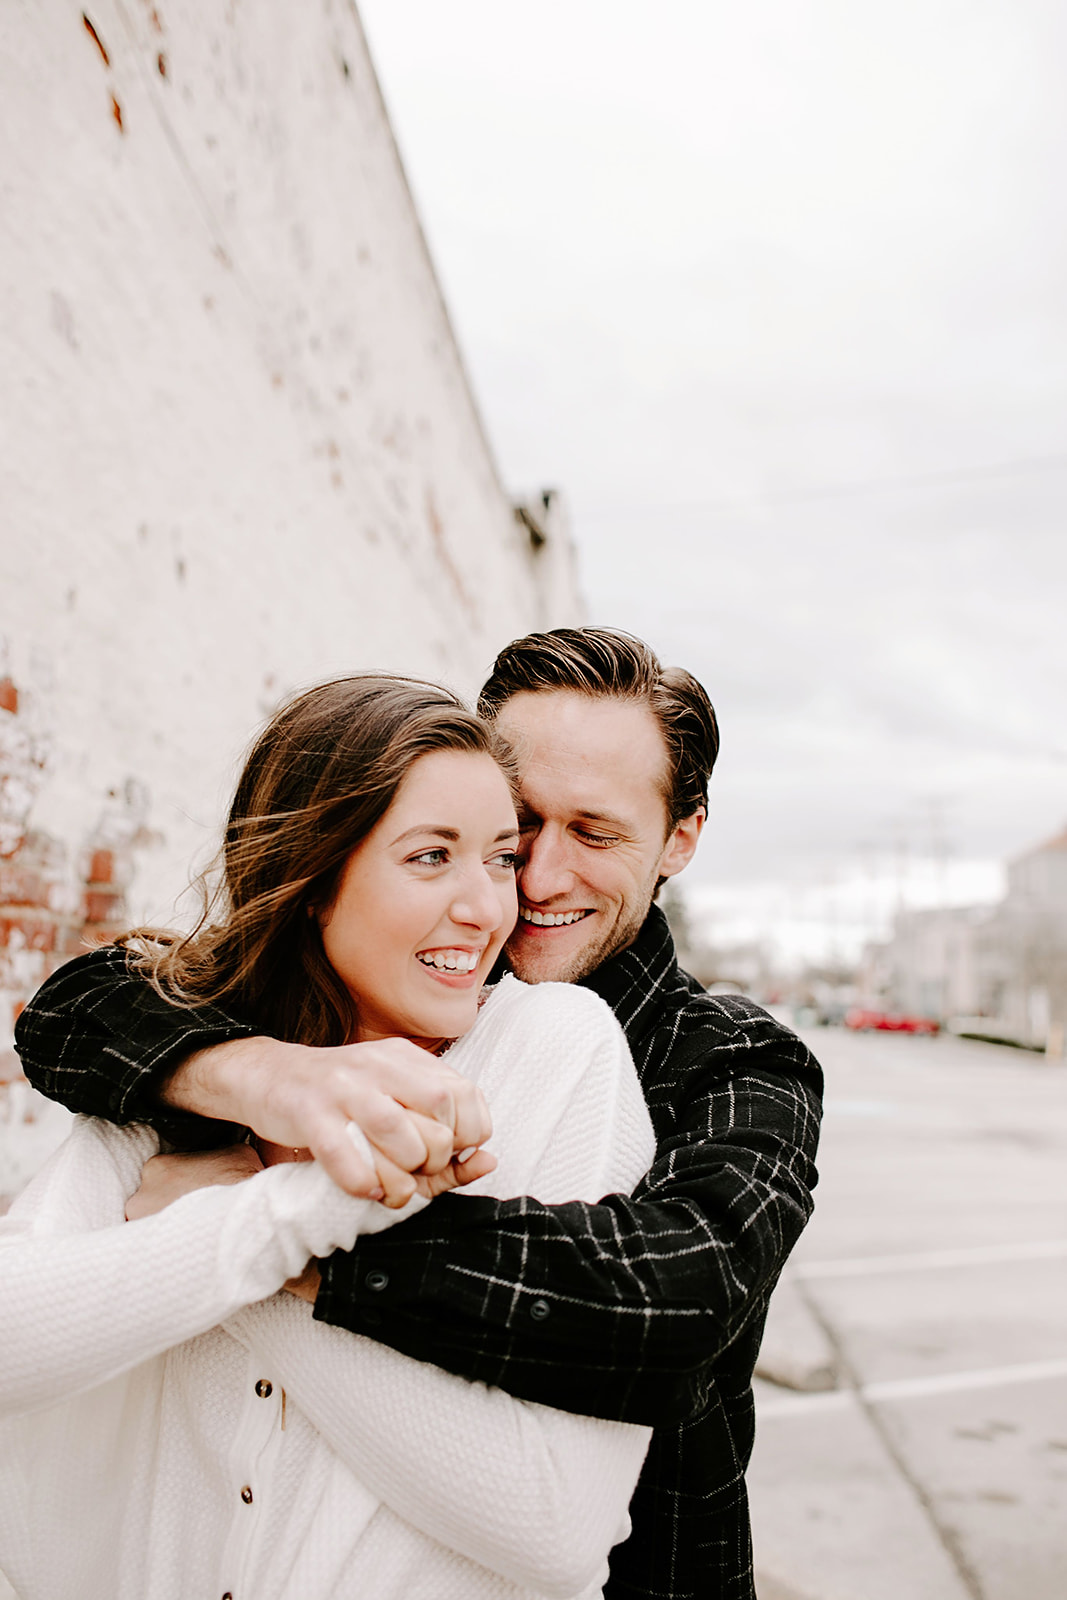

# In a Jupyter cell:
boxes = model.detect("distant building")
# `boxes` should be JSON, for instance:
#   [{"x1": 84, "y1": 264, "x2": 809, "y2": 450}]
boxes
[
  {"x1": 0, "y1": 5, "x2": 581, "y2": 1198},
  {"x1": 862, "y1": 826, "x2": 1067, "y2": 1055}
]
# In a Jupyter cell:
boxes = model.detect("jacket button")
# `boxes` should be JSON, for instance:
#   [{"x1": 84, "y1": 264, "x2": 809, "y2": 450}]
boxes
[
  {"x1": 530, "y1": 1298, "x2": 550, "y2": 1321},
  {"x1": 254, "y1": 1379, "x2": 272, "y2": 1398},
  {"x1": 240, "y1": 1485, "x2": 254, "y2": 1504},
  {"x1": 361, "y1": 1307, "x2": 382, "y2": 1327},
  {"x1": 365, "y1": 1270, "x2": 389, "y2": 1292}
]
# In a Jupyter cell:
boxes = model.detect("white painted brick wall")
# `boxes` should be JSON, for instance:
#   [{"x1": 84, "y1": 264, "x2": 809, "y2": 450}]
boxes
[{"x1": 0, "y1": 0, "x2": 581, "y2": 1194}]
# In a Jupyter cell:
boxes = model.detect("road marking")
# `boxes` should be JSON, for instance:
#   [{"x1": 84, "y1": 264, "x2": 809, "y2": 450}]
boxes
[
  {"x1": 793, "y1": 1239, "x2": 1067, "y2": 1279},
  {"x1": 757, "y1": 1357, "x2": 1067, "y2": 1420}
]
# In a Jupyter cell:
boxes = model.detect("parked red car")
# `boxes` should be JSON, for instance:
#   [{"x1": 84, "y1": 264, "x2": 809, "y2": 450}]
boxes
[{"x1": 844, "y1": 1008, "x2": 940, "y2": 1036}]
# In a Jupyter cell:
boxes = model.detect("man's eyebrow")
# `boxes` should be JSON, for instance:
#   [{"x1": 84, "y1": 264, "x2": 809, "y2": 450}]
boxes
[{"x1": 574, "y1": 809, "x2": 631, "y2": 831}]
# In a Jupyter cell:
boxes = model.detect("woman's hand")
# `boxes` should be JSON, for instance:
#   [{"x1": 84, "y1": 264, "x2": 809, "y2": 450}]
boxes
[
  {"x1": 125, "y1": 1143, "x2": 264, "y2": 1221},
  {"x1": 282, "y1": 1143, "x2": 496, "y2": 1303}
]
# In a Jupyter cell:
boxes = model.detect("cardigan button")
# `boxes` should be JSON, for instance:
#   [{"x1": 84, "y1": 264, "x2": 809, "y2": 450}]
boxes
[
  {"x1": 255, "y1": 1379, "x2": 273, "y2": 1398},
  {"x1": 365, "y1": 1270, "x2": 389, "y2": 1292},
  {"x1": 222, "y1": 1592, "x2": 233, "y2": 1599},
  {"x1": 530, "y1": 1298, "x2": 551, "y2": 1321},
  {"x1": 240, "y1": 1485, "x2": 254, "y2": 1504}
]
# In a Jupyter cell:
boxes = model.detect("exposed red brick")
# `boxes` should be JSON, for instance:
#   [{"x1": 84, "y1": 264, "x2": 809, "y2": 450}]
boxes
[
  {"x1": 0, "y1": 863, "x2": 49, "y2": 907},
  {"x1": 0, "y1": 678, "x2": 17, "y2": 714},
  {"x1": 87, "y1": 848, "x2": 115, "y2": 885},
  {"x1": 84, "y1": 889, "x2": 124, "y2": 924},
  {"x1": 0, "y1": 914, "x2": 56, "y2": 952}
]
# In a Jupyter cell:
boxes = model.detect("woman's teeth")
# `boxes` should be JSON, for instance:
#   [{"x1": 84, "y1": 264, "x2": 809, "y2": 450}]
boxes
[
  {"x1": 518, "y1": 908, "x2": 590, "y2": 927},
  {"x1": 417, "y1": 949, "x2": 481, "y2": 973}
]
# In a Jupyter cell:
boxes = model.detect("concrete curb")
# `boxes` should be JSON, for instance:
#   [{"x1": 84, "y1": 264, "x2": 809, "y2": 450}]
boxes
[{"x1": 755, "y1": 1273, "x2": 839, "y2": 1393}]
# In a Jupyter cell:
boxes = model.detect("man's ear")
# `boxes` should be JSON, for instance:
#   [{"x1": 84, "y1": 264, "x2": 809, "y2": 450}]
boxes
[{"x1": 657, "y1": 807, "x2": 705, "y2": 881}]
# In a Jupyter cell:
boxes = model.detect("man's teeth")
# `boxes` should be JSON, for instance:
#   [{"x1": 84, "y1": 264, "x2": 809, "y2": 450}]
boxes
[
  {"x1": 519, "y1": 908, "x2": 590, "y2": 927},
  {"x1": 416, "y1": 949, "x2": 481, "y2": 973}
]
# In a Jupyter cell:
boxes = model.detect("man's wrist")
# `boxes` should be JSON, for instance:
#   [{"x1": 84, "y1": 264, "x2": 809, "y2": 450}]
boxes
[{"x1": 159, "y1": 1034, "x2": 272, "y2": 1123}]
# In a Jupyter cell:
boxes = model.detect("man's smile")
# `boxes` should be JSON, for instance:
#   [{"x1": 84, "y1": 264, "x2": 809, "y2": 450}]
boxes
[{"x1": 516, "y1": 907, "x2": 595, "y2": 928}]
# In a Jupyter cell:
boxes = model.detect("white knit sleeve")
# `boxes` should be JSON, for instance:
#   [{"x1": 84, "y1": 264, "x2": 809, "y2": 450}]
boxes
[
  {"x1": 0, "y1": 1116, "x2": 425, "y2": 1419},
  {"x1": 226, "y1": 983, "x2": 657, "y2": 1595}
]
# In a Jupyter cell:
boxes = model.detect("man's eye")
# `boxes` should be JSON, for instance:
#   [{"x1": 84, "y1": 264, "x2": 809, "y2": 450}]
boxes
[
  {"x1": 576, "y1": 829, "x2": 615, "y2": 847},
  {"x1": 409, "y1": 848, "x2": 448, "y2": 866}
]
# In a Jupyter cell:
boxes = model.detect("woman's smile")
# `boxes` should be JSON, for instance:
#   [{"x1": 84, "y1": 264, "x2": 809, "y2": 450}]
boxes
[{"x1": 415, "y1": 947, "x2": 485, "y2": 976}]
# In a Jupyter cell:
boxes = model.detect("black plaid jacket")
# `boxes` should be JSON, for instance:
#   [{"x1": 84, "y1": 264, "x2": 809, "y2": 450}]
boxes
[{"x1": 15, "y1": 906, "x2": 822, "y2": 1600}]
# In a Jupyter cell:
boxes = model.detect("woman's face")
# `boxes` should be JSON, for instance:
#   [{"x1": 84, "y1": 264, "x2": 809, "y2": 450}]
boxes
[{"x1": 320, "y1": 749, "x2": 520, "y2": 1046}]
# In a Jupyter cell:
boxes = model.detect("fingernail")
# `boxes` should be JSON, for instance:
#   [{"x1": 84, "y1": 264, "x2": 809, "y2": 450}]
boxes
[{"x1": 369, "y1": 1186, "x2": 385, "y2": 1201}]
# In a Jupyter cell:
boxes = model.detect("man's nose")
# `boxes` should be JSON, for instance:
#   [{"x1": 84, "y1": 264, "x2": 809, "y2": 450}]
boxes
[{"x1": 518, "y1": 829, "x2": 573, "y2": 905}]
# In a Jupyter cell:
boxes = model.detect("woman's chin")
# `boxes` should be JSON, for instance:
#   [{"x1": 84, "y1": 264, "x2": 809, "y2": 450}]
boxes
[{"x1": 404, "y1": 991, "x2": 482, "y2": 1045}]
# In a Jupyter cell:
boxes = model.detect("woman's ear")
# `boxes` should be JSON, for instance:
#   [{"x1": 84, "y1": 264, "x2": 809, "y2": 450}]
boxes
[{"x1": 657, "y1": 808, "x2": 705, "y2": 882}]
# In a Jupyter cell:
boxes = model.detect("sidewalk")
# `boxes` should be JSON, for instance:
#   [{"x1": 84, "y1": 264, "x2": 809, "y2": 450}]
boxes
[{"x1": 750, "y1": 1025, "x2": 1067, "y2": 1600}]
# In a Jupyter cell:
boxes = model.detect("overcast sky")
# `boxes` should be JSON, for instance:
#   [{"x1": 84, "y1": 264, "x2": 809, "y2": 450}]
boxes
[{"x1": 359, "y1": 1, "x2": 1067, "y2": 959}]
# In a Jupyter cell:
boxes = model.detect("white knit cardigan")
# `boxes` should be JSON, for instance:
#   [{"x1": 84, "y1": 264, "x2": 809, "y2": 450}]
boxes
[{"x1": 0, "y1": 976, "x2": 655, "y2": 1600}]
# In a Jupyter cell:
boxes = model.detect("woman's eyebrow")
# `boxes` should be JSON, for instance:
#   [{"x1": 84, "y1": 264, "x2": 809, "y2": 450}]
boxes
[
  {"x1": 390, "y1": 825, "x2": 521, "y2": 847},
  {"x1": 391, "y1": 825, "x2": 461, "y2": 846}
]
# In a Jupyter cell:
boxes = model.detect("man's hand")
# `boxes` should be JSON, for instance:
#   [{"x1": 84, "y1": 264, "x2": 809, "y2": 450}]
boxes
[
  {"x1": 162, "y1": 1035, "x2": 493, "y2": 1204},
  {"x1": 125, "y1": 1143, "x2": 264, "y2": 1221}
]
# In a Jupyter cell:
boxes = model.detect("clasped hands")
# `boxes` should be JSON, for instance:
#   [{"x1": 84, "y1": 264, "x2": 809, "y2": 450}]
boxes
[{"x1": 125, "y1": 1034, "x2": 497, "y2": 1238}]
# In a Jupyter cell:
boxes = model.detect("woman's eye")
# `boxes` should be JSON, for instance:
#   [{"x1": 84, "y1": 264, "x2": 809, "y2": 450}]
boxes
[
  {"x1": 488, "y1": 851, "x2": 519, "y2": 871},
  {"x1": 409, "y1": 848, "x2": 448, "y2": 867}
]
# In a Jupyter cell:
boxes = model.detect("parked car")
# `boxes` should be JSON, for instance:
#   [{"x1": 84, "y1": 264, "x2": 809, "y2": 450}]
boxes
[{"x1": 844, "y1": 1008, "x2": 940, "y2": 1036}]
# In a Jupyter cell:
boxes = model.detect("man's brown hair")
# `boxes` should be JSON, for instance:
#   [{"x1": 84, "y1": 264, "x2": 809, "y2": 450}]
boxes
[{"x1": 478, "y1": 626, "x2": 719, "y2": 830}]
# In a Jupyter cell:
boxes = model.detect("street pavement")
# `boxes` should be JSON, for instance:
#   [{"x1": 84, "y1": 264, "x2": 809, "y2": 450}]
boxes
[{"x1": 750, "y1": 1023, "x2": 1067, "y2": 1600}]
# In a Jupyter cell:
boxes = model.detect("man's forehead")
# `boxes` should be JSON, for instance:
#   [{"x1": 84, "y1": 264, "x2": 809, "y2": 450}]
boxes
[{"x1": 497, "y1": 691, "x2": 669, "y2": 818}]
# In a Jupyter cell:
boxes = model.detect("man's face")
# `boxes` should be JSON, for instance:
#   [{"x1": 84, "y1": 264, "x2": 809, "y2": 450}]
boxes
[{"x1": 495, "y1": 690, "x2": 703, "y2": 985}]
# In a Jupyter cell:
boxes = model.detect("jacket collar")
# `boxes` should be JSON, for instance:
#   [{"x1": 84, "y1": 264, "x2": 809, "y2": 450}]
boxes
[{"x1": 579, "y1": 902, "x2": 679, "y2": 1039}]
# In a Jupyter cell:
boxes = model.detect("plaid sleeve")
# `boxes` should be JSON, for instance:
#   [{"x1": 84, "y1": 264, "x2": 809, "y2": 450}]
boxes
[
  {"x1": 315, "y1": 1026, "x2": 822, "y2": 1426},
  {"x1": 14, "y1": 945, "x2": 253, "y2": 1148}
]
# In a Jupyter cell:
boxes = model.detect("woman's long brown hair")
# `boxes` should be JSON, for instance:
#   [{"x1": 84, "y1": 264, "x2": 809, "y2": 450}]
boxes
[{"x1": 122, "y1": 676, "x2": 516, "y2": 1047}]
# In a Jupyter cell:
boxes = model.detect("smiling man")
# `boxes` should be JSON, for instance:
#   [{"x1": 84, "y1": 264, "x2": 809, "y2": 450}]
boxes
[
  {"x1": 496, "y1": 687, "x2": 701, "y2": 984},
  {"x1": 16, "y1": 627, "x2": 822, "y2": 1600}
]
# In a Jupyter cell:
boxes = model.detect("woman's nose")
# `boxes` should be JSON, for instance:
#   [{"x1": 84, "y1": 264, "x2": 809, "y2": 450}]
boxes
[{"x1": 451, "y1": 865, "x2": 507, "y2": 931}]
